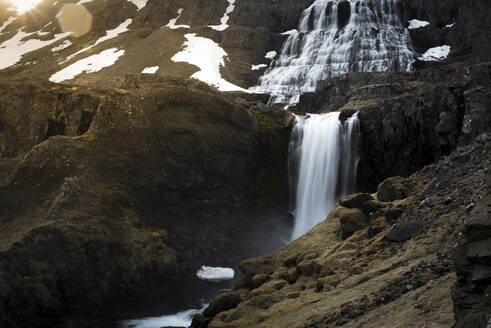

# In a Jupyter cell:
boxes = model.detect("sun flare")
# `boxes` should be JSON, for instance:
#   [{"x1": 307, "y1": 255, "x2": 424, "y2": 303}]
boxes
[{"x1": 5, "y1": 0, "x2": 44, "y2": 14}]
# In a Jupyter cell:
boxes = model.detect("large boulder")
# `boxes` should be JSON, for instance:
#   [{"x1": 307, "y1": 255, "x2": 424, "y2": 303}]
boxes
[
  {"x1": 339, "y1": 193, "x2": 374, "y2": 209},
  {"x1": 339, "y1": 208, "x2": 369, "y2": 240},
  {"x1": 386, "y1": 220, "x2": 424, "y2": 242},
  {"x1": 377, "y1": 177, "x2": 413, "y2": 202}
]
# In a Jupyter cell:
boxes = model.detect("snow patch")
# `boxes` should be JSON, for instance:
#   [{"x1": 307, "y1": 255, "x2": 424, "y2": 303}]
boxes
[
  {"x1": 408, "y1": 19, "x2": 430, "y2": 29},
  {"x1": 251, "y1": 64, "x2": 267, "y2": 70},
  {"x1": 196, "y1": 266, "x2": 235, "y2": 281},
  {"x1": 0, "y1": 29, "x2": 71, "y2": 70},
  {"x1": 63, "y1": 18, "x2": 132, "y2": 63},
  {"x1": 444, "y1": 23, "x2": 455, "y2": 29},
  {"x1": 418, "y1": 45, "x2": 451, "y2": 61},
  {"x1": 0, "y1": 17, "x2": 16, "y2": 34},
  {"x1": 209, "y1": 0, "x2": 235, "y2": 31},
  {"x1": 265, "y1": 51, "x2": 277, "y2": 59},
  {"x1": 76, "y1": 0, "x2": 93, "y2": 4},
  {"x1": 142, "y1": 66, "x2": 159, "y2": 74},
  {"x1": 126, "y1": 0, "x2": 148, "y2": 10},
  {"x1": 51, "y1": 40, "x2": 72, "y2": 52},
  {"x1": 166, "y1": 8, "x2": 190, "y2": 29},
  {"x1": 49, "y1": 48, "x2": 125, "y2": 83},
  {"x1": 171, "y1": 33, "x2": 248, "y2": 92}
]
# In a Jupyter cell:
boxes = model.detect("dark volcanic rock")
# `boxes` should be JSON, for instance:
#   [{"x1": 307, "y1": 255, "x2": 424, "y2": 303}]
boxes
[
  {"x1": 386, "y1": 220, "x2": 424, "y2": 242},
  {"x1": 339, "y1": 193, "x2": 374, "y2": 209},
  {"x1": 377, "y1": 177, "x2": 413, "y2": 202}
]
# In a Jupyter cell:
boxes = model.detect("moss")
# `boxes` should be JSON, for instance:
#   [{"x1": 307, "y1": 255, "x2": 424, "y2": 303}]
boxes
[{"x1": 252, "y1": 112, "x2": 280, "y2": 133}]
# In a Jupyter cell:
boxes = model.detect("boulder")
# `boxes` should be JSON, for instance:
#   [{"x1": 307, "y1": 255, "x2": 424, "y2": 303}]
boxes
[
  {"x1": 339, "y1": 208, "x2": 369, "y2": 240},
  {"x1": 203, "y1": 292, "x2": 242, "y2": 317},
  {"x1": 361, "y1": 199, "x2": 391, "y2": 216},
  {"x1": 377, "y1": 177, "x2": 413, "y2": 202},
  {"x1": 384, "y1": 207, "x2": 404, "y2": 223},
  {"x1": 339, "y1": 193, "x2": 374, "y2": 209},
  {"x1": 386, "y1": 220, "x2": 423, "y2": 242}
]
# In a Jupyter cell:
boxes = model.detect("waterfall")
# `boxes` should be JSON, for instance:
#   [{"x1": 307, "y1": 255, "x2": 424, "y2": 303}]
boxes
[
  {"x1": 289, "y1": 112, "x2": 360, "y2": 239},
  {"x1": 252, "y1": 0, "x2": 416, "y2": 104}
]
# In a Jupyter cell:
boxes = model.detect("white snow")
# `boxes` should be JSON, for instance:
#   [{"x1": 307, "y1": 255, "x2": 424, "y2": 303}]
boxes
[
  {"x1": 196, "y1": 266, "x2": 235, "y2": 281},
  {"x1": 251, "y1": 64, "x2": 267, "y2": 70},
  {"x1": 265, "y1": 51, "x2": 277, "y2": 59},
  {"x1": 408, "y1": 19, "x2": 430, "y2": 29},
  {"x1": 0, "y1": 29, "x2": 71, "y2": 70},
  {"x1": 49, "y1": 48, "x2": 125, "y2": 83},
  {"x1": 51, "y1": 40, "x2": 72, "y2": 52},
  {"x1": 0, "y1": 17, "x2": 16, "y2": 34},
  {"x1": 444, "y1": 23, "x2": 455, "y2": 29},
  {"x1": 209, "y1": 0, "x2": 235, "y2": 31},
  {"x1": 122, "y1": 303, "x2": 208, "y2": 328},
  {"x1": 142, "y1": 66, "x2": 159, "y2": 73},
  {"x1": 127, "y1": 0, "x2": 148, "y2": 10},
  {"x1": 171, "y1": 33, "x2": 248, "y2": 92},
  {"x1": 76, "y1": 0, "x2": 93, "y2": 4},
  {"x1": 281, "y1": 29, "x2": 298, "y2": 35},
  {"x1": 166, "y1": 8, "x2": 190, "y2": 29},
  {"x1": 63, "y1": 18, "x2": 132, "y2": 63},
  {"x1": 418, "y1": 45, "x2": 451, "y2": 61}
]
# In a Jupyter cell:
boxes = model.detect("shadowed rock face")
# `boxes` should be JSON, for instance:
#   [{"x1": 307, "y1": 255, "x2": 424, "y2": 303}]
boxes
[{"x1": 0, "y1": 77, "x2": 293, "y2": 327}]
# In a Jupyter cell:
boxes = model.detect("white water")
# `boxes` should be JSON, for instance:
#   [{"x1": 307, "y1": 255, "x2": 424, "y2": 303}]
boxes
[
  {"x1": 122, "y1": 303, "x2": 208, "y2": 328},
  {"x1": 289, "y1": 112, "x2": 360, "y2": 239},
  {"x1": 252, "y1": 0, "x2": 416, "y2": 104}
]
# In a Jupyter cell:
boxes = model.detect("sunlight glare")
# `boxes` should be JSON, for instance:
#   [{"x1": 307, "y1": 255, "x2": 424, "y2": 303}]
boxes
[{"x1": 5, "y1": 0, "x2": 44, "y2": 14}]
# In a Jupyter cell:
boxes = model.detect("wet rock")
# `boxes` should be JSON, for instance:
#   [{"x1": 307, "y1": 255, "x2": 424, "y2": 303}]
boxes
[
  {"x1": 377, "y1": 177, "x2": 413, "y2": 202},
  {"x1": 339, "y1": 193, "x2": 374, "y2": 209},
  {"x1": 339, "y1": 208, "x2": 369, "y2": 240},
  {"x1": 386, "y1": 220, "x2": 424, "y2": 242}
]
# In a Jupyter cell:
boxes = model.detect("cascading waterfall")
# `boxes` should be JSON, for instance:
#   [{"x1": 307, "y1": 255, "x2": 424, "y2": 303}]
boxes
[
  {"x1": 252, "y1": 0, "x2": 416, "y2": 104},
  {"x1": 289, "y1": 112, "x2": 360, "y2": 239}
]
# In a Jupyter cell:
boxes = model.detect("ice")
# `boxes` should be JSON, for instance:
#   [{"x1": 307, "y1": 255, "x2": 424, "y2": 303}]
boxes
[
  {"x1": 142, "y1": 66, "x2": 159, "y2": 73},
  {"x1": 196, "y1": 266, "x2": 235, "y2": 281},
  {"x1": 171, "y1": 33, "x2": 248, "y2": 92},
  {"x1": 49, "y1": 48, "x2": 125, "y2": 83},
  {"x1": 408, "y1": 19, "x2": 430, "y2": 29},
  {"x1": 281, "y1": 29, "x2": 298, "y2": 35},
  {"x1": 76, "y1": 0, "x2": 93, "y2": 4},
  {"x1": 166, "y1": 8, "x2": 191, "y2": 29},
  {"x1": 418, "y1": 45, "x2": 451, "y2": 61}
]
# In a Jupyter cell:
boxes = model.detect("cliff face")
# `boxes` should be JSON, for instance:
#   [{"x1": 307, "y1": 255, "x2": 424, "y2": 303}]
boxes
[{"x1": 0, "y1": 77, "x2": 292, "y2": 327}]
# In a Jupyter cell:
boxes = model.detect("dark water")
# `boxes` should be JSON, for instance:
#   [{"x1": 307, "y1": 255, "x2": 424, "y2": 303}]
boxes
[{"x1": 95, "y1": 207, "x2": 293, "y2": 328}]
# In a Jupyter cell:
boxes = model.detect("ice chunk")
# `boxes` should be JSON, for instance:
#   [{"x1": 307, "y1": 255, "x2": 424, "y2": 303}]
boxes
[
  {"x1": 265, "y1": 51, "x2": 277, "y2": 59},
  {"x1": 196, "y1": 266, "x2": 235, "y2": 281},
  {"x1": 252, "y1": 64, "x2": 268, "y2": 70}
]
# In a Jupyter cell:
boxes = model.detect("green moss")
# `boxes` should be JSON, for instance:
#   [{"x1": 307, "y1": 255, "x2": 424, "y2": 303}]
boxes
[{"x1": 253, "y1": 112, "x2": 280, "y2": 133}]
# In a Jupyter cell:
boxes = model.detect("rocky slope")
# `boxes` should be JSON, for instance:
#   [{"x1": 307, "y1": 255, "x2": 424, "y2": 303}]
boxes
[{"x1": 193, "y1": 134, "x2": 490, "y2": 328}]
